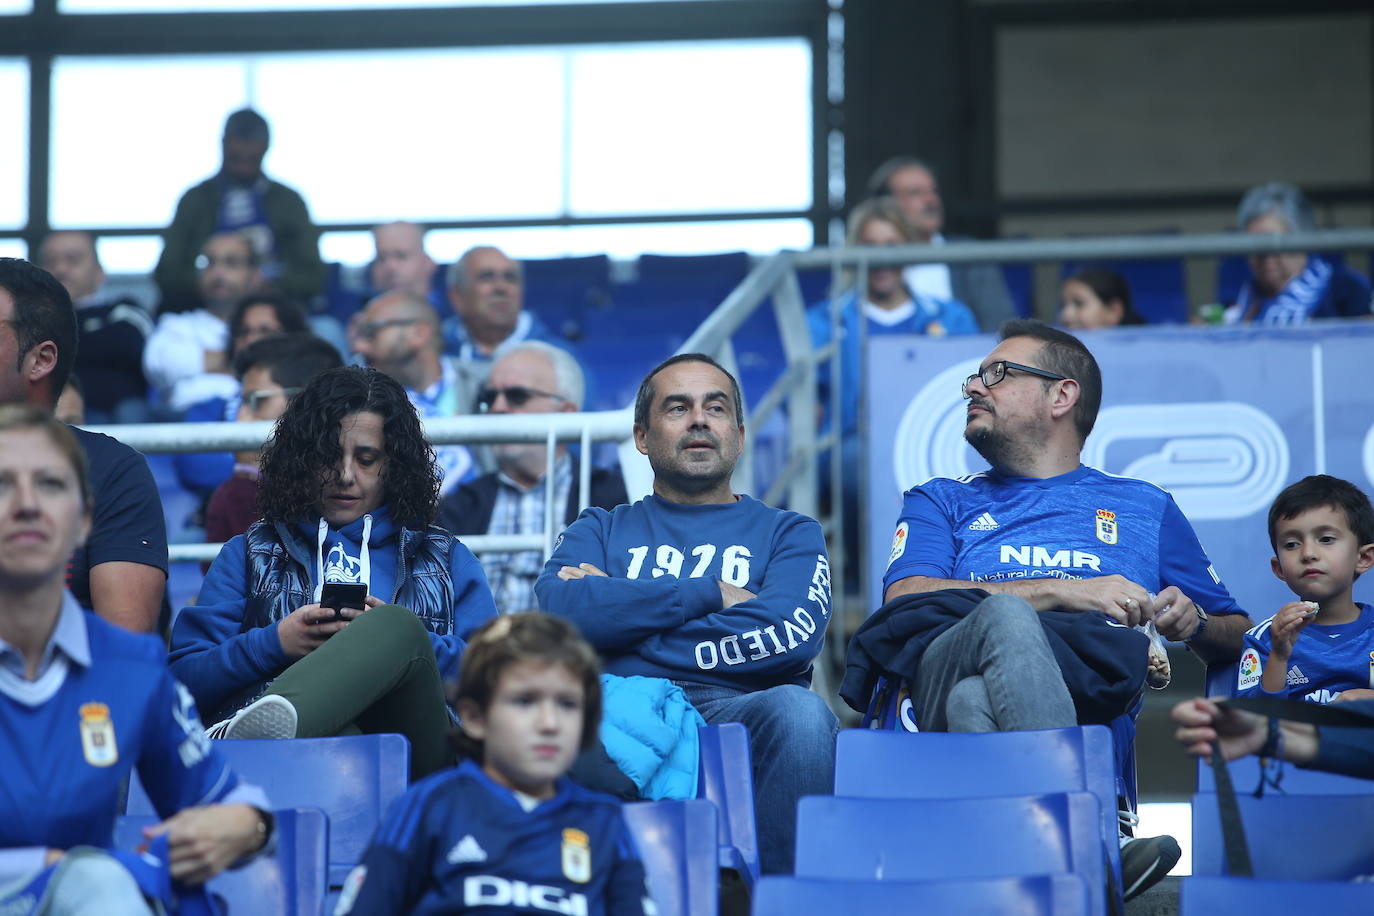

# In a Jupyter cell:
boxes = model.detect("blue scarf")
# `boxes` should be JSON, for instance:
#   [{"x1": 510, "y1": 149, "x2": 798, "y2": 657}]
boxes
[{"x1": 1232, "y1": 257, "x2": 1334, "y2": 326}]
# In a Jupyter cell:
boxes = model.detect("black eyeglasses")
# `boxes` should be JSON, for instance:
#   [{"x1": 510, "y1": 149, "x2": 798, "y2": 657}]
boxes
[
  {"x1": 355, "y1": 318, "x2": 418, "y2": 340},
  {"x1": 243, "y1": 386, "x2": 302, "y2": 412},
  {"x1": 477, "y1": 386, "x2": 567, "y2": 411},
  {"x1": 962, "y1": 360, "x2": 1068, "y2": 398}
]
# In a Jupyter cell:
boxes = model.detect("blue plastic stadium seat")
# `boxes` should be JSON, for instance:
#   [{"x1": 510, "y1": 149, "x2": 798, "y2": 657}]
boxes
[
  {"x1": 1191, "y1": 792, "x2": 1374, "y2": 878},
  {"x1": 751, "y1": 874, "x2": 1092, "y2": 916},
  {"x1": 1002, "y1": 261, "x2": 1035, "y2": 318},
  {"x1": 115, "y1": 808, "x2": 328, "y2": 916},
  {"x1": 795, "y1": 793, "x2": 1107, "y2": 916},
  {"x1": 1180, "y1": 875, "x2": 1374, "y2": 915},
  {"x1": 835, "y1": 727, "x2": 1122, "y2": 910},
  {"x1": 637, "y1": 252, "x2": 750, "y2": 288},
  {"x1": 127, "y1": 734, "x2": 409, "y2": 888},
  {"x1": 622, "y1": 799, "x2": 719, "y2": 916},
  {"x1": 696, "y1": 723, "x2": 761, "y2": 889}
]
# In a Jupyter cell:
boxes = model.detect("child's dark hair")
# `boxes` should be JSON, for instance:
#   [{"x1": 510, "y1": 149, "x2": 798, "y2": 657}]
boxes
[
  {"x1": 450, "y1": 613, "x2": 603, "y2": 761},
  {"x1": 1268, "y1": 475, "x2": 1374, "y2": 551}
]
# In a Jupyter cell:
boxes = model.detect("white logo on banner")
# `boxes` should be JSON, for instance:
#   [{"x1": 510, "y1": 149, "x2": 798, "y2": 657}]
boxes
[
  {"x1": 1082, "y1": 403, "x2": 1289, "y2": 520},
  {"x1": 891, "y1": 368, "x2": 1289, "y2": 522}
]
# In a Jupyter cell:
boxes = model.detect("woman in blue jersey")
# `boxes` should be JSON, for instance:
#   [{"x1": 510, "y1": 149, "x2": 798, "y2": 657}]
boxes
[
  {"x1": 169, "y1": 366, "x2": 497, "y2": 780},
  {"x1": 0, "y1": 406, "x2": 272, "y2": 916}
]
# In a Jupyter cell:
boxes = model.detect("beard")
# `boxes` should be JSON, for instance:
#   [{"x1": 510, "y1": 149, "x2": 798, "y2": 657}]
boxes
[{"x1": 965, "y1": 417, "x2": 1043, "y2": 475}]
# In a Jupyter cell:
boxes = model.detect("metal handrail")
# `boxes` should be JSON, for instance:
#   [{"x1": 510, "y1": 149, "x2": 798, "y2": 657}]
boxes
[{"x1": 114, "y1": 228, "x2": 1374, "y2": 575}]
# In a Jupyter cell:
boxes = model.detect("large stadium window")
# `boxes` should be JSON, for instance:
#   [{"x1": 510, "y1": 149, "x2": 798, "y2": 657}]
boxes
[
  {"x1": 50, "y1": 40, "x2": 811, "y2": 251},
  {"x1": 0, "y1": 60, "x2": 27, "y2": 230},
  {"x1": 60, "y1": 0, "x2": 711, "y2": 10},
  {"x1": 0, "y1": 0, "x2": 31, "y2": 12}
]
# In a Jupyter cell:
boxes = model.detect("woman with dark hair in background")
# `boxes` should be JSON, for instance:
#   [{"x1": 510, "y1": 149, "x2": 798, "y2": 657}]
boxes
[
  {"x1": 227, "y1": 292, "x2": 309, "y2": 357},
  {"x1": 1058, "y1": 266, "x2": 1147, "y2": 330},
  {"x1": 169, "y1": 366, "x2": 497, "y2": 780}
]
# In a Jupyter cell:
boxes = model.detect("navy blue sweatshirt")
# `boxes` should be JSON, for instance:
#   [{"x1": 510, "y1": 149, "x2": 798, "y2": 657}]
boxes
[{"x1": 534, "y1": 494, "x2": 832, "y2": 691}]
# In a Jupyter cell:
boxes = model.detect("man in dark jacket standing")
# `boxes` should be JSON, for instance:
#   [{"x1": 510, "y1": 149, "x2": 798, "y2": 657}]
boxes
[
  {"x1": 155, "y1": 108, "x2": 324, "y2": 312},
  {"x1": 438, "y1": 341, "x2": 626, "y2": 613}
]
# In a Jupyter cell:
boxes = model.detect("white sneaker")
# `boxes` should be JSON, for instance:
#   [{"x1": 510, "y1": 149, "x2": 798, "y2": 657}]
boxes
[{"x1": 205, "y1": 695, "x2": 298, "y2": 740}]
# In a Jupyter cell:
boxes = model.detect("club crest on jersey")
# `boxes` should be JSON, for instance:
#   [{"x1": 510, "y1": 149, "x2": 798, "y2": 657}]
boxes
[
  {"x1": 1095, "y1": 509, "x2": 1118, "y2": 546},
  {"x1": 887, "y1": 522, "x2": 909, "y2": 570},
  {"x1": 79, "y1": 701, "x2": 118, "y2": 767},
  {"x1": 561, "y1": 828, "x2": 591, "y2": 884}
]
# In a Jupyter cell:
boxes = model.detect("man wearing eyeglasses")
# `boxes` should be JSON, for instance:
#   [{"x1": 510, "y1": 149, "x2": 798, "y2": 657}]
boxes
[
  {"x1": 438, "y1": 342, "x2": 627, "y2": 614},
  {"x1": 876, "y1": 319, "x2": 1253, "y2": 898},
  {"x1": 202, "y1": 332, "x2": 342, "y2": 551},
  {"x1": 351, "y1": 290, "x2": 478, "y2": 494}
]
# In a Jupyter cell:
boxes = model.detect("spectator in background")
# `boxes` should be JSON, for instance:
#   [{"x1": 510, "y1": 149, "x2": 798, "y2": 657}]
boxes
[
  {"x1": 439, "y1": 342, "x2": 628, "y2": 615},
  {"x1": 173, "y1": 293, "x2": 312, "y2": 507},
  {"x1": 868, "y1": 156, "x2": 1017, "y2": 331},
  {"x1": 55, "y1": 375, "x2": 84, "y2": 426},
  {"x1": 1226, "y1": 181, "x2": 1373, "y2": 326},
  {"x1": 351, "y1": 291, "x2": 479, "y2": 494},
  {"x1": 169, "y1": 367, "x2": 497, "y2": 781},
  {"x1": 39, "y1": 230, "x2": 153, "y2": 423},
  {"x1": 443, "y1": 246, "x2": 563, "y2": 361},
  {"x1": 1058, "y1": 267, "x2": 1147, "y2": 330},
  {"x1": 155, "y1": 108, "x2": 324, "y2": 312},
  {"x1": 204, "y1": 333, "x2": 343, "y2": 550},
  {"x1": 371, "y1": 221, "x2": 440, "y2": 310},
  {"x1": 809, "y1": 197, "x2": 978, "y2": 443},
  {"x1": 144, "y1": 231, "x2": 265, "y2": 414},
  {"x1": 0, "y1": 258, "x2": 167, "y2": 633}
]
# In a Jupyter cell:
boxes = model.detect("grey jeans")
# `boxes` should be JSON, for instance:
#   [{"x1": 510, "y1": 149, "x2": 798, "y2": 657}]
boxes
[{"x1": 912, "y1": 593, "x2": 1076, "y2": 732}]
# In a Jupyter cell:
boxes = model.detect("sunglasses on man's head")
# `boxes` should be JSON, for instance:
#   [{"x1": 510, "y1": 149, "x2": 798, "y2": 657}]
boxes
[{"x1": 476, "y1": 386, "x2": 567, "y2": 411}]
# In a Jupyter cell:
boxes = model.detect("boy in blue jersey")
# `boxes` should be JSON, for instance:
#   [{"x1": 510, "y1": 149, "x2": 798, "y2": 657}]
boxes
[
  {"x1": 534, "y1": 353, "x2": 839, "y2": 876},
  {"x1": 1237, "y1": 475, "x2": 1374, "y2": 702},
  {"x1": 877, "y1": 320, "x2": 1252, "y2": 899},
  {"x1": 335, "y1": 613, "x2": 653, "y2": 916}
]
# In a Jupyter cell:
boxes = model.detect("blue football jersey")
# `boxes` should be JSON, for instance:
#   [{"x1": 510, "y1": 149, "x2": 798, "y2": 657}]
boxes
[
  {"x1": 883, "y1": 465, "x2": 1243, "y2": 617},
  {"x1": 0, "y1": 602, "x2": 246, "y2": 858},
  {"x1": 1237, "y1": 603, "x2": 1374, "y2": 702},
  {"x1": 337, "y1": 760, "x2": 653, "y2": 916}
]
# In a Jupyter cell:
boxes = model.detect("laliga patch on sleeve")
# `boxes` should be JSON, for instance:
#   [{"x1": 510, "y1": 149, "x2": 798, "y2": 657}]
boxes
[
  {"x1": 887, "y1": 522, "x2": 909, "y2": 570},
  {"x1": 1237, "y1": 648, "x2": 1262, "y2": 690}
]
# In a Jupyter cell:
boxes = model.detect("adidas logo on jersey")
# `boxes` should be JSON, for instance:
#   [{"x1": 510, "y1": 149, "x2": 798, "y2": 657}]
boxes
[
  {"x1": 447, "y1": 835, "x2": 488, "y2": 865},
  {"x1": 1287, "y1": 665, "x2": 1310, "y2": 686},
  {"x1": 968, "y1": 512, "x2": 999, "y2": 531}
]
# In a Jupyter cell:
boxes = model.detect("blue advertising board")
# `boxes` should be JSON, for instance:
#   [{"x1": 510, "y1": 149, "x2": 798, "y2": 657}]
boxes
[{"x1": 864, "y1": 320, "x2": 1374, "y2": 620}]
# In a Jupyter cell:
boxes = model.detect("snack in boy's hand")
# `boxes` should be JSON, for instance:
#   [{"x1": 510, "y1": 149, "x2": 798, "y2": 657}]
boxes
[{"x1": 1301, "y1": 600, "x2": 1320, "y2": 620}]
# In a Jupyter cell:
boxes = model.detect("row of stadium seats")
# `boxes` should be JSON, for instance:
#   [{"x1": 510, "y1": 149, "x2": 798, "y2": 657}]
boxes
[{"x1": 120, "y1": 724, "x2": 759, "y2": 916}]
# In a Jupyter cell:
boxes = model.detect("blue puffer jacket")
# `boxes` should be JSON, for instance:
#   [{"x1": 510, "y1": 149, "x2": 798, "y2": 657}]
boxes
[{"x1": 599, "y1": 674, "x2": 706, "y2": 800}]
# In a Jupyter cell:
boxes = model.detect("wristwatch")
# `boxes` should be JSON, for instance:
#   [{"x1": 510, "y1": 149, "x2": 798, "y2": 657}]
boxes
[{"x1": 1184, "y1": 603, "x2": 1209, "y2": 643}]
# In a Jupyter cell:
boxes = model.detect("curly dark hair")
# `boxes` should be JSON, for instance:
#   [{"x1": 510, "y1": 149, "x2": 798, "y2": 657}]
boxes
[{"x1": 257, "y1": 366, "x2": 440, "y2": 527}]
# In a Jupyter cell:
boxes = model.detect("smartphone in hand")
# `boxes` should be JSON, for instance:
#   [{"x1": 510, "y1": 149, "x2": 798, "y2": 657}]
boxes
[{"x1": 319, "y1": 582, "x2": 368, "y2": 621}]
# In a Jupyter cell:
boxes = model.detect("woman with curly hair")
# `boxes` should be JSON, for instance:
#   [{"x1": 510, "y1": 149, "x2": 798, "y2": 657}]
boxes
[{"x1": 169, "y1": 366, "x2": 497, "y2": 780}]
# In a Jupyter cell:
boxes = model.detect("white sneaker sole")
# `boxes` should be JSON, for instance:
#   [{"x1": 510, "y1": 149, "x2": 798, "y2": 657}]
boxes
[{"x1": 220, "y1": 695, "x2": 298, "y2": 740}]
